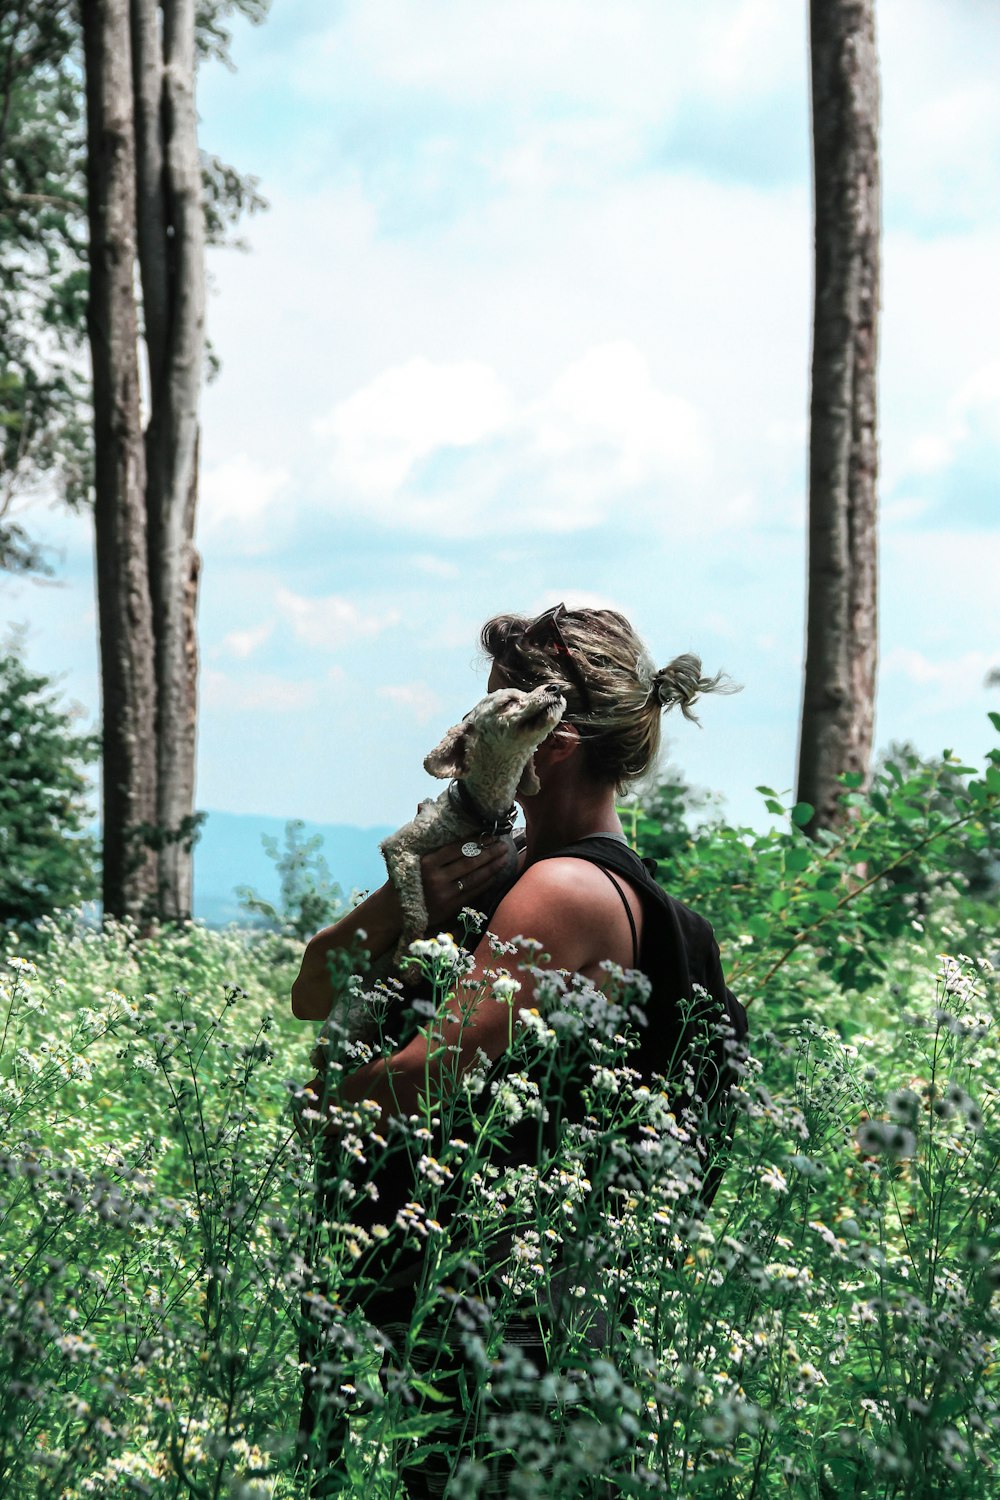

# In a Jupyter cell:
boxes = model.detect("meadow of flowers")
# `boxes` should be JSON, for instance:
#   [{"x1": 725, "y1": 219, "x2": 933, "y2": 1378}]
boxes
[{"x1": 1, "y1": 750, "x2": 999, "y2": 1498}]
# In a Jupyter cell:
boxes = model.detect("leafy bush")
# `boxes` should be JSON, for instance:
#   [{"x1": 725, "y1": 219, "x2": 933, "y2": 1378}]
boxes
[
  {"x1": 0, "y1": 642, "x2": 98, "y2": 929},
  {"x1": 629, "y1": 722, "x2": 1000, "y2": 1013}
]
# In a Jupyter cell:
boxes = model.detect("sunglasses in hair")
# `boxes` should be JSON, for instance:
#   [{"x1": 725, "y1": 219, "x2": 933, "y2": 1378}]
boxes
[{"x1": 520, "y1": 602, "x2": 594, "y2": 714}]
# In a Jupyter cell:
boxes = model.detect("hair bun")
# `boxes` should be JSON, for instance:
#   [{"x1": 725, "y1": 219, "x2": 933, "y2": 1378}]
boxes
[{"x1": 651, "y1": 654, "x2": 738, "y2": 723}]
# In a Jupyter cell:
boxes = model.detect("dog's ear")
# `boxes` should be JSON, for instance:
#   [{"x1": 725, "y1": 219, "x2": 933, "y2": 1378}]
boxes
[
  {"x1": 424, "y1": 722, "x2": 472, "y2": 780},
  {"x1": 516, "y1": 754, "x2": 541, "y2": 798}
]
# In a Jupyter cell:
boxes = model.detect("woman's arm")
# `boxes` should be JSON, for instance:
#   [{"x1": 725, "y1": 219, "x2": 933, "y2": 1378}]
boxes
[
  {"x1": 290, "y1": 835, "x2": 516, "y2": 1021},
  {"x1": 290, "y1": 881, "x2": 403, "y2": 1020},
  {"x1": 333, "y1": 857, "x2": 633, "y2": 1125}
]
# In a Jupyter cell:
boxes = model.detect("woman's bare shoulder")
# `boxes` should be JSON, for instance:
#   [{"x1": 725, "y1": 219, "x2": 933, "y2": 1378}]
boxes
[
  {"x1": 507, "y1": 854, "x2": 621, "y2": 901},
  {"x1": 484, "y1": 856, "x2": 629, "y2": 971}
]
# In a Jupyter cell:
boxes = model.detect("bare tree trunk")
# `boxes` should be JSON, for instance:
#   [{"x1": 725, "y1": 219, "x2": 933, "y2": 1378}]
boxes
[
  {"x1": 797, "y1": 0, "x2": 880, "y2": 833},
  {"x1": 82, "y1": 0, "x2": 158, "y2": 920},
  {"x1": 134, "y1": 0, "x2": 204, "y2": 919},
  {"x1": 130, "y1": 0, "x2": 168, "y2": 387}
]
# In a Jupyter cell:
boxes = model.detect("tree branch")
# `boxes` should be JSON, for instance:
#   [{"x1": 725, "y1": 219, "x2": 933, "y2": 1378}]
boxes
[{"x1": 1, "y1": 189, "x2": 82, "y2": 211}]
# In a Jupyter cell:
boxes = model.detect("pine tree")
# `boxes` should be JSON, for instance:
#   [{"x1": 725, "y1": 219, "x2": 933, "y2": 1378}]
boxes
[{"x1": 0, "y1": 642, "x2": 99, "y2": 927}]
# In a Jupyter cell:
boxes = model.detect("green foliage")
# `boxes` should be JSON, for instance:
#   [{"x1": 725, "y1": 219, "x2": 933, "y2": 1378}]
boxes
[
  {"x1": 630, "y1": 724, "x2": 1000, "y2": 1014},
  {"x1": 873, "y1": 739, "x2": 1000, "y2": 900},
  {"x1": 0, "y1": 726, "x2": 998, "y2": 1493},
  {"x1": 0, "y1": 915, "x2": 998, "y2": 1496},
  {"x1": 235, "y1": 818, "x2": 344, "y2": 940},
  {"x1": 0, "y1": 0, "x2": 272, "y2": 558},
  {"x1": 619, "y1": 762, "x2": 717, "y2": 869},
  {"x1": 0, "y1": 2, "x2": 90, "y2": 522},
  {"x1": 195, "y1": 0, "x2": 273, "y2": 65},
  {"x1": 0, "y1": 643, "x2": 98, "y2": 927}
]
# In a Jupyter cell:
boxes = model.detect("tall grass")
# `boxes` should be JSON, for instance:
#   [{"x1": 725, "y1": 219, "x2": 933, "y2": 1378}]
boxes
[{"x1": 1, "y1": 907, "x2": 998, "y2": 1497}]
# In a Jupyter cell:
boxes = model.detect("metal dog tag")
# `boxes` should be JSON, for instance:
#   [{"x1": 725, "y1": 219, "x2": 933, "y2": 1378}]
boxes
[{"x1": 461, "y1": 841, "x2": 482, "y2": 858}]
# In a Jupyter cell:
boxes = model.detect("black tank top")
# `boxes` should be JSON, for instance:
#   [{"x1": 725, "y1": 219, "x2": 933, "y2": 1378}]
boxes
[
  {"x1": 345, "y1": 837, "x2": 747, "y2": 1278},
  {"x1": 478, "y1": 837, "x2": 748, "y2": 1193},
  {"x1": 522, "y1": 835, "x2": 747, "y2": 1101}
]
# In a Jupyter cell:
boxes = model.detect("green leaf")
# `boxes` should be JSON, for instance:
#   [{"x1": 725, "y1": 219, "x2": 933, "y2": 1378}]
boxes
[
  {"x1": 791, "y1": 802, "x2": 814, "y2": 827},
  {"x1": 989, "y1": 710, "x2": 1000, "y2": 734},
  {"x1": 409, "y1": 1378, "x2": 451, "y2": 1404},
  {"x1": 840, "y1": 771, "x2": 865, "y2": 789},
  {"x1": 784, "y1": 846, "x2": 812, "y2": 872}
]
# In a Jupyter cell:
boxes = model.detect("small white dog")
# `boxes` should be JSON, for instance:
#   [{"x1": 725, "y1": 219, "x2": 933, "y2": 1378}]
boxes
[{"x1": 380, "y1": 682, "x2": 566, "y2": 972}]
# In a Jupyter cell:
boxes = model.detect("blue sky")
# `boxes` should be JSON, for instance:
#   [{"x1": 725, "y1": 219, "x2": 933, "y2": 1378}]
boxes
[{"x1": 5, "y1": 0, "x2": 1000, "y2": 839}]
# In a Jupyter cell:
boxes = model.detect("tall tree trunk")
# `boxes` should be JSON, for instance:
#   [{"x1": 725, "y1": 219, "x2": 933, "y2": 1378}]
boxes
[
  {"x1": 134, "y1": 0, "x2": 204, "y2": 919},
  {"x1": 797, "y1": 0, "x2": 881, "y2": 833},
  {"x1": 82, "y1": 0, "x2": 158, "y2": 920}
]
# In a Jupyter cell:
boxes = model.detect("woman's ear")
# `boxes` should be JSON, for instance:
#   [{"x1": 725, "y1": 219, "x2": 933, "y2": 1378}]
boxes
[
  {"x1": 523, "y1": 724, "x2": 579, "y2": 794},
  {"x1": 424, "y1": 723, "x2": 472, "y2": 779},
  {"x1": 544, "y1": 723, "x2": 581, "y2": 764}
]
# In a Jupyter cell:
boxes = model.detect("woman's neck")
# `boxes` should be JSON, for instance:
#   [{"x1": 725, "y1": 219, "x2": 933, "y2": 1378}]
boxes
[{"x1": 520, "y1": 774, "x2": 622, "y2": 863}]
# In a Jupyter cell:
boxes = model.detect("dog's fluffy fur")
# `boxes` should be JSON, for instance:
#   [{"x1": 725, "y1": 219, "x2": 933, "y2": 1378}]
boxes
[{"x1": 380, "y1": 683, "x2": 566, "y2": 972}]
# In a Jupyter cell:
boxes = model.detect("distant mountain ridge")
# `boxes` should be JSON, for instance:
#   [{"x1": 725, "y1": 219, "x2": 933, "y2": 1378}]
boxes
[{"x1": 193, "y1": 810, "x2": 393, "y2": 927}]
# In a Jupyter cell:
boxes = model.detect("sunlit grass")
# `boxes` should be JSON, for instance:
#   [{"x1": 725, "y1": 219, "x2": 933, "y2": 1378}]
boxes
[{"x1": 1, "y1": 909, "x2": 998, "y2": 1496}]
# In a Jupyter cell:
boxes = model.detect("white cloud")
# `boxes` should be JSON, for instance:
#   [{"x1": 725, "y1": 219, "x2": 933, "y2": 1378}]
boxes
[
  {"x1": 199, "y1": 455, "x2": 291, "y2": 553},
  {"x1": 881, "y1": 0, "x2": 1000, "y2": 228},
  {"x1": 218, "y1": 622, "x2": 274, "y2": 660},
  {"x1": 699, "y1": 0, "x2": 802, "y2": 98},
  {"x1": 948, "y1": 363, "x2": 1000, "y2": 447},
  {"x1": 316, "y1": 357, "x2": 513, "y2": 495},
  {"x1": 530, "y1": 341, "x2": 707, "y2": 484},
  {"x1": 294, "y1": 0, "x2": 801, "y2": 120},
  {"x1": 882, "y1": 495, "x2": 932, "y2": 528},
  {"x1": 899, "y1": 361, "x2": 1000, "y2": 476},
  {"x1": 275, "y1": 588, "x2": 400, "y2": 651},
  {"x1": 315, "y1": 342, "x2": 709, "y2": 537},
  {"x1": 378, "y1": 681, "x2": 443, "y2": 724},
  {"x1": 495, "y1": 117, "x2": 643, "y2": 195},
  {"x1": 882, "y1": 647, "x2": 996, "y2": 708},
  {"x1": 409, "y1": 553, "x2": 460, "y2": 578},
  {"x1": 201, "y1": 668, "x2": 318, "y2": 713}
]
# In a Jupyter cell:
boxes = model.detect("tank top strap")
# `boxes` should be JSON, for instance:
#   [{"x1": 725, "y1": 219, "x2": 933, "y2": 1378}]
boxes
[
  {"x1": 530, "y1": 835, "x2": 695, "y2": 1003},
  {"x1": 592, "y1": 864, "x2": 640, "y2": 968}
]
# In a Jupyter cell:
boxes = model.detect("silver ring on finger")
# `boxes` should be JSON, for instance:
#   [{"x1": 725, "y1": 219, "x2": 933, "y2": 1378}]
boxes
[
  {"x1": 461, "y1": 841, "x2": 482, "y2": 858},
  {"x1": 456, "y1": 877, "x2": 465, "y2": 893}
]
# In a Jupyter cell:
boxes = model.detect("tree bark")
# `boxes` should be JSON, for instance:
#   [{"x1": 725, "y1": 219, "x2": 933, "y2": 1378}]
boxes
[
  {"x1": 130, "y1": 0, "x2": 169, "y2": 389},
  {"x1": 797, "y1": 0, "x2": 880, "y2": 832},
  {"x1": 81, "y1": 0, "x2": 158, "y2": 919},
  {"x1": 136, "y1": 0, "x2": 204, "y2": 919}
]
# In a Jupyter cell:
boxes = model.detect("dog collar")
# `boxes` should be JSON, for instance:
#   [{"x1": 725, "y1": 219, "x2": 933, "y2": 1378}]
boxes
[{"x1": 448, "y1": 780, "x2": 517, "y2": 839}]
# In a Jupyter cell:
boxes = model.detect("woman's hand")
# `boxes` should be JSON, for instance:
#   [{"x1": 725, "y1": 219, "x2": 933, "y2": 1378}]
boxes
[
  {"x1": 291, "y1": 882, "x2": 404, "y2": 1020},
  {"x1": 420, "y1": 835, "x2": 519, "y2": 928}
]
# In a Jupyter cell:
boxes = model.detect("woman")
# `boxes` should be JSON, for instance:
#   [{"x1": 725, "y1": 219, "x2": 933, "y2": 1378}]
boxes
[{"x1": 292, "y1": 603, "x2": 747, "y2": 1495}]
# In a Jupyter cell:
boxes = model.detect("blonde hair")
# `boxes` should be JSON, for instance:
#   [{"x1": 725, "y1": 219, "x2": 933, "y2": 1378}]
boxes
[{"x1": 481, "y1": 605, "x2": 737, "y2": 793}]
